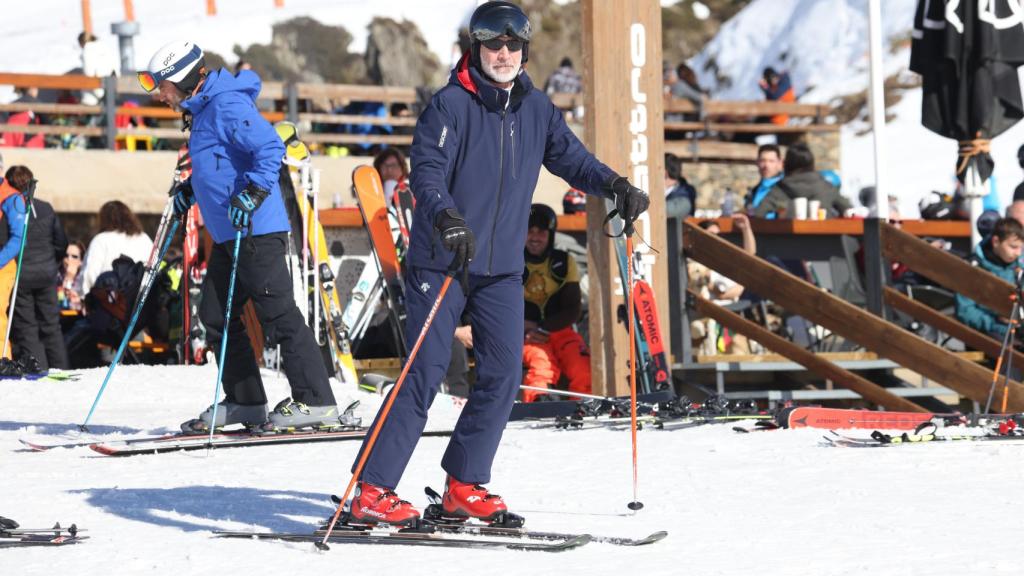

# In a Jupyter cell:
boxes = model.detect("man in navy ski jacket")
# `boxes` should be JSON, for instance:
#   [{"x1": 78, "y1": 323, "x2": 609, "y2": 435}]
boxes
[
  {"x1": 139, "y1": 40, "x2": 339, "y2": 433},
  {"x1": 349, "y1": 1, "x2": 650, "y2": 526}
]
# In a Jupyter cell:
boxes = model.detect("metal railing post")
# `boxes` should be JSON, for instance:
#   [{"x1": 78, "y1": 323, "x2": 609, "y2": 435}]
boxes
[{"x1": 103, "y1": 74, "x2": 117, "y2": 150}]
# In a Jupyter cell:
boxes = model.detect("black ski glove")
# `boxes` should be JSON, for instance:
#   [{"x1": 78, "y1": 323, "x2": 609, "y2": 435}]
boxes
[
  {"x1": 172, "y1": 179, "x2": 195, "y2": 217},
  {"x1": 229, "y1": 183, "x2": 270, "y2": 230},
  {"x1": 605, "y1": 176, "x2": 650, "y2": 231},
  {"x1": 435, "y1": 208, "x2": 475, "y2": 274}
]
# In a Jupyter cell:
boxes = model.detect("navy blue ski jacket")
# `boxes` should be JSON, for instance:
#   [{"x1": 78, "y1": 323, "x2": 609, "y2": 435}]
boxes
[
  {"x1": 181, "y1": 69, "x2": 289, "y2": 244},
  {"x1": 408, "y1": 53, "x2": 617, "y2": 276}
]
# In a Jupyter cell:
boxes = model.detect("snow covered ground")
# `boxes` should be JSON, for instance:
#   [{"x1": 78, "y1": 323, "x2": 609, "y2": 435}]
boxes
[{"x1": 3, "y1": 366, "x2": 1024, "y2": 575}]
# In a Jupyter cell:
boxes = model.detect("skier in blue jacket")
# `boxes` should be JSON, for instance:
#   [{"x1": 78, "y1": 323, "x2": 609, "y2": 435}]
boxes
[
  {"x1": 348, "y1": 1, "x2": 650, "y2": 526},
  {"x1": 139, "y1": 41, "x2": 339, "y2": 433}
]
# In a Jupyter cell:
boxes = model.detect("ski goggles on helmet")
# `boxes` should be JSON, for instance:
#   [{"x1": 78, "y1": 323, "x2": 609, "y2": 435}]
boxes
[
  {"x1": 480, "y1": 38, "x2": 524, "y2": 52},
  {"x1": 137, "y1": 44, "x2": 204, "y2": 93},
  {"x1": 470, "y1": 5, "x2": 532, "y2": 43}
]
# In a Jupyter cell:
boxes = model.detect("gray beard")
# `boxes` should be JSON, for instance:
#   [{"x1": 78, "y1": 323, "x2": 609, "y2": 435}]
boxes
[{"x1": 482, "y1": 61, "x2": 519, "y2": 84}]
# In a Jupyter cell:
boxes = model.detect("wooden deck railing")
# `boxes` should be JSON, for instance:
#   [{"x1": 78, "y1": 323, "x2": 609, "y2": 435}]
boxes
[{"x1": 1, "y1": 71, "x2": 835, "y2": 155}]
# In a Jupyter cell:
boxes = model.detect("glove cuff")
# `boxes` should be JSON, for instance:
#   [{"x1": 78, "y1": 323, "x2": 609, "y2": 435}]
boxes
[
  {"x1": 435, "y1": 208, "x2": 465, "y2": 229},
  {"x1": 604, "y1": 175, "x2": 629, "y2": 197},
  {"x1": 245, "y1": 182, "x2": 270, "y2": 202}
]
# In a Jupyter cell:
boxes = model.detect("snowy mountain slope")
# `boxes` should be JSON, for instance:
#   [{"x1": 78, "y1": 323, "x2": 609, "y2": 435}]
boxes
[{"x1": 2, "y1": 367, "x2": 1024, "y2": 575}]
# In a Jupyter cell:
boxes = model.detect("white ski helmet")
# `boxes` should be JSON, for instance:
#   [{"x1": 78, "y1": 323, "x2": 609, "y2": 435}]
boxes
[{"x1": 138, "y1": 40, "x2": 205, "y2": 93}]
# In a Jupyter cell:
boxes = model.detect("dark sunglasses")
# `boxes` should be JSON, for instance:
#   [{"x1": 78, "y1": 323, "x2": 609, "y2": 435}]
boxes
[{"x1": 481, "y1": 38, "x2": 524, "y2": 52}]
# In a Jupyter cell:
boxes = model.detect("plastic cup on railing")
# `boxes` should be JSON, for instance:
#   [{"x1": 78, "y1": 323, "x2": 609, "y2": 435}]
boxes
[
  {"x1": 808, "y1": 200, "x2": 821, "y2": 220},
  {"x1": 792, "y1": 197, "x2": 808, "y2": 220}
]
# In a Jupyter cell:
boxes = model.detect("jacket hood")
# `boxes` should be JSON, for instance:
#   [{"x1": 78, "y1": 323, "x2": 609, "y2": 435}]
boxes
[
  {"x1": 976, "y1": 241, "x2": 1018, "y2": 270},
  {"x1": 449, "y1": 51, "x2": 534, "y2": 113},
  {"x1": 181, "y1": 68, "x2": 262, "y2": 116}
]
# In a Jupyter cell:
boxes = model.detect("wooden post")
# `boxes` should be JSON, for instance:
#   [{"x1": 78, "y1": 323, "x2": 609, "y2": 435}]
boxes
[
  {"x1": 123, "y1": 0, "x2": 135, "y2": 21},
  {"x1": 81, "y1": 0, "x2": 93, "y2": 36},
  {"x1": 582, "y1": 0, "x2": 667, "y2": 397},
  {"x1": 206, "y1": 0, "x2": 217, "y2": 16}
]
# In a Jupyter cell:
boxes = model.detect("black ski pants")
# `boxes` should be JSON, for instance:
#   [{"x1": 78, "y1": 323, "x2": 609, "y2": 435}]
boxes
[
  {"x1": 11, "y1": 278, "x2": 68, "y2": 371},
  {"x1": 200, "y1": 232, "x2": 335, "y2": 407}
]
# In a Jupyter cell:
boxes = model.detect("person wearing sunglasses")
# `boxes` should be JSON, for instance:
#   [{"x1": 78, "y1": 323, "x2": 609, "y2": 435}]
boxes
[
  {"x1": 138, "y1": 41, "x2": 341, "y2": 434},
  {"x1": 345, "y1": 1, "x2": 650, "y2": 527},
  {"x1": 57, "y1": 240, "x2": 86, "y2": 312}
]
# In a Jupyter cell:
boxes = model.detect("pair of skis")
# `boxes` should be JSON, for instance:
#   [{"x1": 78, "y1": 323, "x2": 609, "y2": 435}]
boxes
[
  {"x1": 0, "y1": 523, "x2": 86, "y2": 548},
  {"x1": 215, "y1": 488, "x2": 666, "y2": 551},
  {"x1": 283, "y1": 160, "x2": 359, "y2": 386},
  {"x1": 350, "y1": 165, "x2": 409, "y2": 358},
  {"x1": 606, "y1": 201, "x2": 671, "y2": 394}
]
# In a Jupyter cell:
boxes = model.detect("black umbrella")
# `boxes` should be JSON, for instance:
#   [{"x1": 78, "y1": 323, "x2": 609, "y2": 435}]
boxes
[{"x1": 911, "y1": 0, "x2": 1024, "y2": 187}]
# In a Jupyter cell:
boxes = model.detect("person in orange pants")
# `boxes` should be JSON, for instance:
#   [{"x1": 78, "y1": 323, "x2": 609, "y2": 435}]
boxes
[{"x1": 521, "y1": 204, "x2": 591, "y2": 402}]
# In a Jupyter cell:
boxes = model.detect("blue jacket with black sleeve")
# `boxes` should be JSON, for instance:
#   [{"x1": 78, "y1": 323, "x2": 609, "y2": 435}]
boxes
[
  {"x1": 181, "y1": 69, "x2": 288, "y2": 244},
  {"x1": 408, "y1": 53, "x2": 617, "y2": 277}
]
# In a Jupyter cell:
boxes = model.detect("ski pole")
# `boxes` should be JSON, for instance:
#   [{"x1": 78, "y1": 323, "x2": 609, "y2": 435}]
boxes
[
  {"x1": 985, "y1": 291, "x2": 1020, "y2": 414},
  {"x1": 2, "y1": 180, "x2": 36, "y2": 359},
  {"x1": 81, "y1": 217, "x2": 181, "y2": 430},
  {"x1": 1002, "y1": 313, "x2": 1019, "y2": 414},
  {"x1": 319, "y1": 258, "x2": 460, "y2": 551},
  {"x1": 624, "y1": 229, "x2": 643, "y2": 512},
  {"x1": 207, "y1": 230, "x2": 244, "y2": 446}
]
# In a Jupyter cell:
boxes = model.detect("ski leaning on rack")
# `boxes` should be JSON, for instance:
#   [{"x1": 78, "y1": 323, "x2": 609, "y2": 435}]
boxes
[
  {"x1": 0, "y1": 523, "x2": 87, "y2": 548},
  {"x1": 352, "y1": 165, "x2": 408, "y2": 357},
  {"x1": 632, "y1": 279, "x2": 671, "y2": 390},
  {"x1": 606, "y1": 199, "x2": 653, "y2": 394}
]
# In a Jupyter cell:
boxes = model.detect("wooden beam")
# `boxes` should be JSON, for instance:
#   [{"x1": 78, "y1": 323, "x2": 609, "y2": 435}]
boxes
[
  {"x1": 884, "y1": 286, "x2": 1024, "y2": 367},
  {"x1": 683, "y1": 220, "x2": 1024, "y2": 410},
  {"x1": 664, "y1": 122, "x2": 839, "y2": 134},
  {"x1": 295, "y1": 83, "x2": 418, "y2": 103},
  {"x1": 663, "y1": 140, "x2": 760, "y2": 162},
  {"x1": 881, "y1": 222, "x2": 1013, "y2": 317},
  {"x1": 0, "y1": 72, "x2": 101, "y2": 91},
  {"x1": 691, "y1": 291, "x2": 927, "y2": 412},
  {"x1": 298, "y1": 113, "x2": 417, "y2": 127},
  {"x1": 0, "y1": 124, "x2": 103, "y2": 137},
  {"x1": 695, "y1": 350, "x2": 986, "y2": 363},
  {"x1": 663, "y1": 97, "x2": 827, "y2": 118},
  {"x1": 302, "y1": 133, "x2": 413, "y2": 146}
]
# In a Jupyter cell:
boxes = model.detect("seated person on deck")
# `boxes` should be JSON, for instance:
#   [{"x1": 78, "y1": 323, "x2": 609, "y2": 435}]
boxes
[{"x1": 521, "y1": 204, "x2": 591, "y2": 402}]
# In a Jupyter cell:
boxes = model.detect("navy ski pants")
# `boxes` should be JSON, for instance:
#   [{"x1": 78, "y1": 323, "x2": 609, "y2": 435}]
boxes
[
  {"x1": 200, "y1": 232, "x2": 336, "y2": 407},
  {"x1": 356, "y1": 266, "x2": 524, "y2": 488}
]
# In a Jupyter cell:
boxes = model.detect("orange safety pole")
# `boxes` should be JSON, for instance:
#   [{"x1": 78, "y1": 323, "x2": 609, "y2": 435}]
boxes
[
  {"x1": 625, "y1": 232, "x2": 642, "y2": 512},
  {"x1": 81, "y1": 0, "x2": 93, "y2": 36},
  {"x1": 206, "y1": 0, "x2": 217, "y2": 16},
  {"x1": 123, "y1": 0, "x2": 135, "y2": 21}
]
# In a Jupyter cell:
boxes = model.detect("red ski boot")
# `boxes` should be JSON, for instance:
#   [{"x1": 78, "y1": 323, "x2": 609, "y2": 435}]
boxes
[
  {"x1": 348, "y1": 482, "x2": 421, "y2": 526},
  {"x1": 442, "y1": 476, "x2": 517, "y2": 524}
]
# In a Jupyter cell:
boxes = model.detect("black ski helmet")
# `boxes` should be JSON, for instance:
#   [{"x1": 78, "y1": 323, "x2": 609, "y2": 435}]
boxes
[
  {"x1": 526, "y1": 203, "x2": 557, "y2": 262},
  {"x1": 469, "y1": 1, "x2": 531, "y2": 72}
]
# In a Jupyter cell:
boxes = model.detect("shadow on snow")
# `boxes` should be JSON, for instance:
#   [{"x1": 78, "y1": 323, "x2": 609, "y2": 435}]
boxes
[{"x1": 73, "y1": 485, "x2": 334, "y2": 533}]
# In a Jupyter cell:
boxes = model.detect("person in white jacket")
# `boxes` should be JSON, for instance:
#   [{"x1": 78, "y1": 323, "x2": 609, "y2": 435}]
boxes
[
  {"x1": 81, "y1": 200, "x2": 152, "y2": 294},
  {"x1": 78, "y1": 32, "x2": 119, "y2": 106}
]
